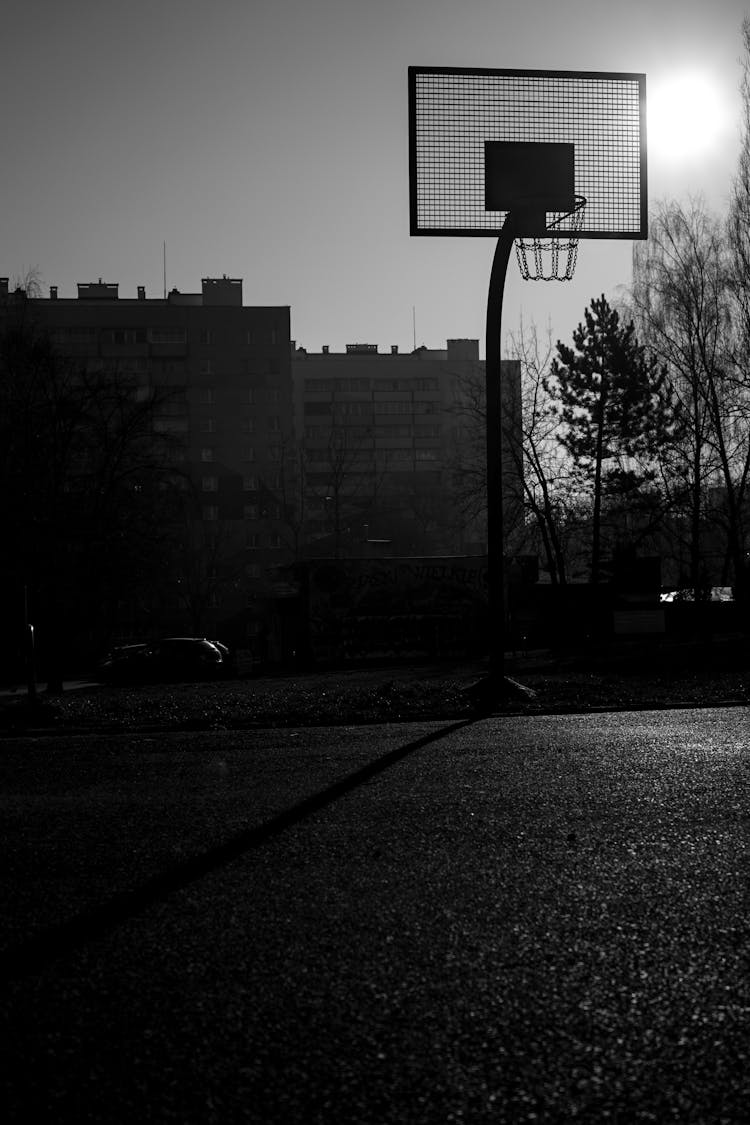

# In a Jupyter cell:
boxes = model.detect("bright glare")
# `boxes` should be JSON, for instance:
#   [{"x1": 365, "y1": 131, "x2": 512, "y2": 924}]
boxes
[{"x1": 648, "y1": 71, "x2": 731, "y2": 164}]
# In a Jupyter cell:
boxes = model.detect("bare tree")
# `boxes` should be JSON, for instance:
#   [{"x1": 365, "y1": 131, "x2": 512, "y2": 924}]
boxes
[
  {"x1": 10, "y1": 266, "x2": 43, "y2": 300},
  {"x1": 507, "y1": 322, "x2": 581, "y2": 583},
  {"x1": 253, "y1": 432, "x2": 309, "y2": 564},
  {"x1": 726, "y1": 13, "x2": 750, "y2": 611},
  {"x1": 631, "y1": 198, "x2": 749, "y2": 603},
  {"x1": 0, "y1": 315, "x2": 178, "y2": 686},
  {"x1": 307, "y1": 408, "x2": 389, "y2": 557},
  {"x1": 170, "y1": 497, "x2": 235, "y2": 635},
  {"x1": 728, "y1": 16, "x2": 750, "y2": 311},
  {"x1": 450, "y1": 322, "x2": 586, "y2": 582},
  {"x1": 447, "y1": 359, "x2": 491, "y2": 543}
]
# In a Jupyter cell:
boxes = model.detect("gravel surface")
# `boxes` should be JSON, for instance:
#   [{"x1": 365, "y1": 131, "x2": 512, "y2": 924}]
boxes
[{"x1": 1, "y1": 638, "x2": 747, "y2": 734}]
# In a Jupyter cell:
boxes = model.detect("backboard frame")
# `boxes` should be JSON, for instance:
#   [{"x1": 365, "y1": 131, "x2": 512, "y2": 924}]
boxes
[{"x1": 408, "y1": 66, "x2": 647, "y2": 240}]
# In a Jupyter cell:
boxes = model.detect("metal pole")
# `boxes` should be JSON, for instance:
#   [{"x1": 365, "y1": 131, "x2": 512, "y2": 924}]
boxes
[{"x1": 485, "y1": 218, "x2": 517, "y2": 689}]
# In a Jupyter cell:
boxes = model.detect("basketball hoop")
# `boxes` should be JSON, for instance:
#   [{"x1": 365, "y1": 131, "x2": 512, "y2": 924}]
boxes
[
  {"x1": 409, "y1": 67, "x2": 647, "y2": 695},
  {"x1": 515, "y1": 195, "x2": 587, "y2": 281}
]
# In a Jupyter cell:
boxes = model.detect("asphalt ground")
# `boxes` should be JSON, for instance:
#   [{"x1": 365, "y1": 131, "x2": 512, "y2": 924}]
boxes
[{"x1": 2, "y1": 708, "x2": 749, "y2": 1123}]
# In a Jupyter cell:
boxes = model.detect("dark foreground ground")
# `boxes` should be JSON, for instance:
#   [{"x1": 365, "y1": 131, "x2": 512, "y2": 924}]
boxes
[
  {"x1": 1, "y1": 635, "x2": 748, "y2": 734},
  {"x1": 2, "y1": 708, "x2": 749, "y2": 1122}
]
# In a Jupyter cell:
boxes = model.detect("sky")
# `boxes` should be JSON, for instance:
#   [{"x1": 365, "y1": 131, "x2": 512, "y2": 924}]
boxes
[{"x1": 1, "y1": 0, "x2": 747, "y2": 357}]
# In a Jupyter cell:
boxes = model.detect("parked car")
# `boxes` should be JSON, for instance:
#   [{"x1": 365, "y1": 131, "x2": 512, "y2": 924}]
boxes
[
  {"x1": 97, "y1": 643, "x2": 148, "y2": 680},
  {"x1": 209, "y1": 639, "x2": 239, "y2": 678},
  {"x1": 98, "y1": 637, "x2": 226, "y2": 683}
]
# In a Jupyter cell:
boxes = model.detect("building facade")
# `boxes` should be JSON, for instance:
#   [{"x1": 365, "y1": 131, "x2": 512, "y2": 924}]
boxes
[
  {"x1": 1, "y1": 274, "x2": 525, "y2": 661},
  {"x1": 292, "y1": 339, "x2": 522, "y2": 557},
  {"x1": 0, "y1": 276, "x2": 293, "y2": 649}
]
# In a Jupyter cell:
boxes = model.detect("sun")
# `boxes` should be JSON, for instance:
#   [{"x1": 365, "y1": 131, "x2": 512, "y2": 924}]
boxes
[{"x1": 648, "y1": 70, "x2": 732, "y2": 165}]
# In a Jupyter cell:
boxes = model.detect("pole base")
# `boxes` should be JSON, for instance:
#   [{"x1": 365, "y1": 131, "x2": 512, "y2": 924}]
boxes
[{"x1": 464, "y1": 673, "x2": 537, "y2": 714}]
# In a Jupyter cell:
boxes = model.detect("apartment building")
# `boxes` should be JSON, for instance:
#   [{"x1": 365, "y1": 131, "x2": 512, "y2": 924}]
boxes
[
  {"x1": 0, "y1": 276, "x2": 293, "y2": 646},
  {"x1": 292, "y1": 339, "x2": 522, "y2": 557}
]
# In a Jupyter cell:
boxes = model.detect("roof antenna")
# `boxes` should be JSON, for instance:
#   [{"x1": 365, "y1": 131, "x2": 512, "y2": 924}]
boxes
[{"x1": 163, "y1": 241, "x2": 167, "y2": 299}]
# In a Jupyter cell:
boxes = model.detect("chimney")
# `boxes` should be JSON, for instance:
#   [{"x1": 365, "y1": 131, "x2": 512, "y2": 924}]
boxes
[
  {"x1": 391, "y1": 345, "x2": 398, "y2": 354},
  {"x1": 137, "y1": 286, "x2": 146, "y2": 300},
  {"x1": 50, "y1": 286, "x2": 58, "y2": 300},
  {"x1": 0, "y1": 278, "x2": 8, "y2": 298},
  {"x1": 322, "y1": 345, "x2": 329, "y2": 354}
]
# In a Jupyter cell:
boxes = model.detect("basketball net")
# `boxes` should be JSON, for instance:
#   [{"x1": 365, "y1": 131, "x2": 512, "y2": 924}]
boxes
[{"x1": 515, "y1": 195, "x2": 587, "y2": 281}]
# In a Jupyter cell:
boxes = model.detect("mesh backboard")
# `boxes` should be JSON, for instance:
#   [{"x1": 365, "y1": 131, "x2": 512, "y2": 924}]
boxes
[{"x1": 409, "y1": 67, "x2": 647, "y2": 239}]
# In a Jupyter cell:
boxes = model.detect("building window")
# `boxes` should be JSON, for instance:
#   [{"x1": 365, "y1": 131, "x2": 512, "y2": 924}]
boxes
[
  {"x1": 200, "y1": 418, "x2": 215, "y2": 433},
  {"x1": 199, "y1": 387, "x2": 215, "y2": 404},
  {"x1": 109, "y1": 328, "x2": 146, "y2": 345},
  {"x1": 246, "y1": 533, "x2": 259, "y2": 549},
  {"x1": 244, "y1": 504, "x2": 259, "y2": 520},
  {"x1": 241, "y1": 417, "x2": 255, "y2": 434},
  {"x1": 245, "y1": 330, "x2": 254, "y2": 346},
  {"x1": 243, "y1": 475, "x2": 259, "y2": 491},
  {"x1": 199, "y1": 359, "x2": 214, "y2": 376},
  {"x1": 269, "y1": 534, "x2": 283, "y2": 549},
  {"x1": 269, "y1": 445, "x2": 281, "y2": 462},
  {"x1": 268, "y1": 415, "x2": 281, "y2": 432},
  {"x1": 51, "y1": 327, "x2": 98, "y2": 346},
  {"x1": 243, "y1": 447, "x2": 256, "y2": 462},
  {"x1": 374, "y1": 377, "x2": 439, "y2": 392},
  {"x1": 199, "y1": 329, "x2": 215, "y2": 345},
  {"x1": 377, "y1": 424, "x2": 412, "y2": 437},
  {"x1": 149, "y1": 329, "x2": 186, "y2": 344},
  {"x1": 244, "y1": 388, "x2": 256, "y2": 405},
  {"x1": 154, "y1": 417, "x2": 189, "y2": 434},
  {"x1": 375, "y1": 402, "x2": 412, "y2": 416},
  {"x1": 338, "y1": 402, "x2": 373, "y2": 417},
  {"x1": 158, "y1": 359, "x2": 185, "y2": 376},
  {"x1": 202, "y1": 476, "x2": 218, "y2": 492},
  {"x1": 304, "y1": 377, "x2": 372, "y2": 392},
  {"x1": 203, "y1": 505, "x2": 219, "y2": 521},
  {"x1": 201, "y1": 448, "x2": 214, "y2": 462},
  {"x1": 245, "y1": 564, "x2": 261, "y2": 579}
]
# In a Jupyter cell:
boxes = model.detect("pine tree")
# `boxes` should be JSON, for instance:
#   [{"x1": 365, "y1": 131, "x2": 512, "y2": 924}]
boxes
[{"x1": 548, "y1": 295, "x2": 676, "y2": 583}]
